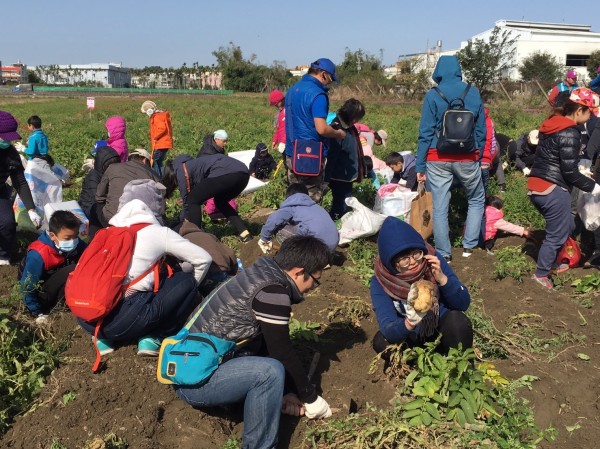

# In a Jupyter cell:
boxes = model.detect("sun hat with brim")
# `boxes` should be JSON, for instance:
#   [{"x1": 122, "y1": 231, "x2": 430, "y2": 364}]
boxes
[
  {"x1": 141, "y1": 101, "x2": 157, "y2": 114},
  {"x1": 129, "y1": 148, "x2": 152, "y2": 161},
  {"x1": 570, "y1": 87, "x2": 600, "y2": 117},
  {"x1": 0, "y1": 111, "x2": 21, "y2": 141},
  {"x1": 311, "y1": 58, "x2": 337, "y2": 81}
]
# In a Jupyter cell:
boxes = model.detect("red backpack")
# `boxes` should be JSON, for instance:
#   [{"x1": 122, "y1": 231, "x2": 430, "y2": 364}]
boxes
[{"x1": 65, "y1": 223, "x2": 165, "y2": 372}]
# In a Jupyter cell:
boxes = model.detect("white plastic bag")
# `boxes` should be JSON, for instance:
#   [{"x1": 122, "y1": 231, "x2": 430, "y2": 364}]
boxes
[
  {"x1": 51, "y1": 163, "x2": 70, "y2": 184},
  {"x1": 374, "y1": 184, "x2": 418, "y2": 220},
  {"x1": 577, "y1": 189, "x2": 600, "y2": 231},
  {"x1": 13, "y1": 158, "x2": 63, "y2": 232},
  {"x1": 338, "y1": 197, "x2": 387, "y2": 245},
  {"x1": 43, "y1": 200, "x2": 89, "y2": 237}
]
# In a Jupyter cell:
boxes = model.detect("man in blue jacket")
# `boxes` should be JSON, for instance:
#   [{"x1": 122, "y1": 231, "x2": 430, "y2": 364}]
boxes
[
  {"x1": 416, "y1": 55, "x2": 486, "y2": 261},
  {"x1": 284, "y1": 58, "x2": 346, "y2": 202}
]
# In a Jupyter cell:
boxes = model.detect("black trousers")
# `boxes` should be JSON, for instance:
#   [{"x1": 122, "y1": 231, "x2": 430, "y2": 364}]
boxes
[
  {"x1": 373, "y1": 310, "x2": 473, "y2": 356},
  {"x1": 0, "y1": 184, "x2": 16, "y2": 260},
  {"x1": 38, "y1": 264, "x2": 77, "y2": 313},
  {"x1": 186, "y1": 172, "x2": 249, "y2": 235}
]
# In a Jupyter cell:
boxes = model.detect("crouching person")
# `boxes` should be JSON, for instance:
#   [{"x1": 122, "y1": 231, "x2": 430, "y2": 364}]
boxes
[
  {"x1": 371, "y1": 217, "x2": 473, "y2": 355},
  {"x1": 77, "y1": 198, "x2": 212, "y2": 357},
  {"x1": 176, "y1": 236, "x2": 333, "y2": 449},
  {"x1": 19, "y1": 211, "x2": 87, "y2": 324}
]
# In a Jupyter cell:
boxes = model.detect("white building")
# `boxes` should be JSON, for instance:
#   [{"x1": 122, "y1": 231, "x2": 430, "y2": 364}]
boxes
[
  {"x1": 34, "y1": 63, "x2": 131, "y2": 88},
  {"x1": 465, "y1": 20, "x2": 600, "y2": 82}
]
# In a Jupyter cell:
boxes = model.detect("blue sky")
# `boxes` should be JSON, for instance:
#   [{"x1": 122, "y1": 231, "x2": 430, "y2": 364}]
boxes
[{"x1": 3, "y1": 0, "x2": 599, "y2": 69}]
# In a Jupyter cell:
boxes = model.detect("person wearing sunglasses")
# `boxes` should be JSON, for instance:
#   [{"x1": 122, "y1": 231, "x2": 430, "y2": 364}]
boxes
[
  {"x1": 370, "y1": 217, "x2": 473, "y2": 356},
  {"x1": 283, "y1": 58, "x2": 346, "y2": 202}
]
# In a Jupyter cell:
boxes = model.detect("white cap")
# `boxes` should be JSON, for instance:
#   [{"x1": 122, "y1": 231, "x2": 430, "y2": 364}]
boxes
[{"x1": 214, "y1": 129, "x2": 228, "y2": 140}]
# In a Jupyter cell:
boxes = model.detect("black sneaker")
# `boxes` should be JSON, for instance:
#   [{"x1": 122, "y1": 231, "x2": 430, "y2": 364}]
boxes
[
  {"x1": 462, "y1": 248, "x2": 473, "y2": 258},
  {"x1": 443, "y1": 255, "x2": 452, "y2": 263}
]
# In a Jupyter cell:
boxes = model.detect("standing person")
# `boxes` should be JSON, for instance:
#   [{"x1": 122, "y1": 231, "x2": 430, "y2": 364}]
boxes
[
  {"x1": 416, "y1": 55, "x2": 486, "y2": 261},
  {"x1": 197, "y1": 130, "x2": 228, "y2": 157},
  {"x1": 176, "y1": 236, "x2": 333, "y2": 449},
  {"x1": 480, "y1": 108, "x2": 500, "y2": 191},
  {"x1": 548, "y1": 70, "x2": 579, "y2": 106},
  {"x1": 163, "y1": 154, "x2": 252, "y2": 242},
  {"x1": 269, "y1": 90, "x2": 286, "y2": 153},
  {"x1": 528, "y1": 88, "x2": 600, "y2": 289},
  {"x1": 284, "y1": 58, "x2": 346, "y2": 202},
  {"x1": 23, "y1": 115, "x2": 49, "y2": 160},
  {"x1": 141, "y1": 101, "x2": 173, "y2": 177},
  {"x1": 371, "y1": 217, "x2": 472, "y2": 355},
  {"x1": 324, "y1": 98, "x2": 367, "y2": 219},
  {"x1": 105, "y1": 116, "x2": 129, "y2": 162},
  {"x1": 0, "y1": 111, "x2": 41, "y2": 265}
]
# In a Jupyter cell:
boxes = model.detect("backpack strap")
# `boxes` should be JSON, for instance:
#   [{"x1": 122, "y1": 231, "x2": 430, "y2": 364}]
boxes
[
  {"x1": 459, "y1": 83, "x2": 472, "y2": 101},
  {"x1": 433, "y1": 83, "x2": 471, "y2": 108},
  {"x1": 182, "y1": 162, "x2": 191, "y2": 194},
  {"x1": 433, "y1": 86, "x2": 451, "y2": 106}
]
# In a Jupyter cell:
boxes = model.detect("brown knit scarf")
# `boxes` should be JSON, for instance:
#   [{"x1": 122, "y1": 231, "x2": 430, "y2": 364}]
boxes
[{"x1": 374, "y1": 243, "x2": 440, "y2": 337}]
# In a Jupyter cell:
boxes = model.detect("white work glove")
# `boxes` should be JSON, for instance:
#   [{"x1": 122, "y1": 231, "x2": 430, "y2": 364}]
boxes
[
  {"x1": 179, "y1": 261, "x2": 193, "y2": 273},
  {"x1": 398, "y1": 179, "x2": 407, "y2": 186},
  {"x1": 304, "y1": 396, "x2": 332, "y2": 419},
  {"x1": 258, "y1": 239, "x2": 273, "y2": 254},
  {"x1": 502, "y1": 161, "x2": 509, "y2": 171},
  {"x1": 28, "y1": 210, "x2": 42, "y2": 228},
  {"x1": 592, "y1": 184, "x2": 600, "y2": 195},
  {"x1": 13, "y1": 141, "x2": 25, "y2": 152},
  {"x1": 404, "y1": 300, "x2": 427, "y2": 327},
  {"x1": 522, "y1": 167, "x2": 531, "y2": 176},
  {"x1": 35, "y1": 314, "x2": 49, "y2": 325}
]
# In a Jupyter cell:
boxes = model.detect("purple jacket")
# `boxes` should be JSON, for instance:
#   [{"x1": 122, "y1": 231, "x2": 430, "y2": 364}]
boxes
[{"x1": 106, "y1": 116, "x2": 129, "y2": 162}]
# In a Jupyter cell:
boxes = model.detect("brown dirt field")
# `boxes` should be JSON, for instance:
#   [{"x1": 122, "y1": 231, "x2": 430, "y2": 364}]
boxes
[{"x1": 1, "y1": 232, "x2": 600, "y2": 449}]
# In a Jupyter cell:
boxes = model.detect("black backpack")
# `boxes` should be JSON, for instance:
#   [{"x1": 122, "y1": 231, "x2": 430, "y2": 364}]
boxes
[{"x1": 433, "y1": 84, "x2": 475, "y2": 154}]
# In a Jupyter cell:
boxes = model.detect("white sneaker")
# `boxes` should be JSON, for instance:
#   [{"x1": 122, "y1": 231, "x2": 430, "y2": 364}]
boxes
[
  {"x1": 0, "y1": 258, "x2": 10, "y2": 266},
  {"x1": 462, "y1": 249, "x2": 473, "y2": 258}
]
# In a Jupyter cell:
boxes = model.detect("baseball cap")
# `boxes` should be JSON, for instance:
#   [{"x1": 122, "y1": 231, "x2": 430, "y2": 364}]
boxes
[
  {"x1": 311, "y1": 58, "x2": 337, "y2": 81},
  {"x1": 0, "y1": 111, "x2": 21, "y2": 141},
  {"x1": 566, "y1": 70, "x2": 577, "y2": 80},
  {"x1": 528, "y1": 130, "x2": 539, "y2": 146},
  {"x1": 214, "y1": 129, "x2": 228, "y2": 140},
  {"x1": 256, "y1": 142, "x2": 268, "y2": 153},
  {"x1": 129, "y1": 148, "x2": 152, "y2": 161},
  {"x1": 569, "y1": 87, "x2": 600, "y2": 117},
  {"x1": 269, "y1": 90, "x2": 284, "y2": 106},
  {"x1": 376, "y1": 130, "x2": 388, "y2": 147}
]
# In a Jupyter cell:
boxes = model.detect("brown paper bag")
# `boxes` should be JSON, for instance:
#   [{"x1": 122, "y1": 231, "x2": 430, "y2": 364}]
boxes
[{"x1": 409, "y1": 182, "x2": 433, "y2": 239}]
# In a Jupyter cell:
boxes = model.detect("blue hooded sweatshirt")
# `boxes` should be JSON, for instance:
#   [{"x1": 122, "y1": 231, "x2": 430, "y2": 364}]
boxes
[
  {"x1": 370, "y1": 217, "x2": 470, "y2": 343},
  {"x1": 391, "y1": 153, "x2": 417, "y2": 190},
  {"x1": 416, "y1": 56, "x2": 486, "y2": 173},
  {"x1": 260, "y1": 193, "x2": 339, "y2": 252}
]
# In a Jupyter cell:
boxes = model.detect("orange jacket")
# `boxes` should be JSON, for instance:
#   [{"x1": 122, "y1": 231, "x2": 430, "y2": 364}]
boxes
[{"x1": 150, "y1": 111, "x2": 173, "y2": 150}]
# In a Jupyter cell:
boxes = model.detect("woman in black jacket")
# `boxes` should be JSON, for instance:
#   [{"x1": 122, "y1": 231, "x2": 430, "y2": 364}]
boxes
[{"x1": 527, "y1": 88, "x2": 600, "y2": 288}]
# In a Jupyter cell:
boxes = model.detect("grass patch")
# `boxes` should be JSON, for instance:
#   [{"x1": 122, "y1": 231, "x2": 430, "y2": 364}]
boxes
[
  {"x1": 342, "y1": 240, "x2": 377, "y2": 287},
  {"x1": 494, "y1": 246, "x2": 534, "y2": 282}
]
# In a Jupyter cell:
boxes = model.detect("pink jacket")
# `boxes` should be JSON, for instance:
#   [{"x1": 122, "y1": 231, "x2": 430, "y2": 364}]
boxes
[
  {"x1": 106, "y1": 116, "x2": 129, "y2": 162},
  {"x1": 485, "y1": 206, "x2": 525, "y2": 240},
  {"x1": 360, "y1": 139, "x2": 387, "y2": 170},
  {"x1": 272, "y1": 108, "x2": 286, "y2": 145}
]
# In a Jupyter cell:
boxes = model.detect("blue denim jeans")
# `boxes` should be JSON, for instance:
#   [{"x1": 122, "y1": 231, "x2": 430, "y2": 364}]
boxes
[
  {"x1": 530, "y1": 187, "x2": 574, "y2": 276},
  {"x1": 151, "y1": 149, "x2": 168, "y2": 177},
  {"x1": 426, "y1": 161, "x2": 485, "y2": 257},
  {"x1": 176, "y1": 356, "x2": 285, "y2": 449},
  {"x1": 78, "y1": 271, "x2": 199, "y2": 341}
]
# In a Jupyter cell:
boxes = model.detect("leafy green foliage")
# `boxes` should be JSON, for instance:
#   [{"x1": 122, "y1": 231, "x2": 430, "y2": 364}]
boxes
[
  {"x1": 586, "y1": 50, "x2": 600, "y2": 80},
  {"x1": 82, "y1": 433, "x2": 128, "y2": 449},
  {"x1": 456, "y1": 26, "x2": 518, "y2": 93},
  {"x1": 519, "y1": 51, "x2": 564, "y2": 87},
  {"x1": 494, "y1": 246, "x2": 535, "y2": 282},
  {"x1": 61, "y1": 391, "x2": 77, "y2": 405},
  {"x1": 289, "y1": 318, "x2": 320, "y2": 342},
  {"x1": 326, "y1": 296, "x2": 370, "y2": 327},
  {"x1": 220, "y1": 437, "x2": 241, "y2": 449},
  {"x1": 500, "y1": 174, "x2": 545, "y2": 229},
  {"x1": 342, "y1": 240, "x2": 377, "y2": 286},
  {"x1": 572, "y1": 272, "x2": 600, "y2": 293}
]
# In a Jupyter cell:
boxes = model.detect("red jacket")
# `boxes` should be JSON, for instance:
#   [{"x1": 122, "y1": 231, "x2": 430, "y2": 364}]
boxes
[
  {"x1": 150, "y1": 111, "x2": 173, "y2": 150},
  {"x1": 481, "y1": 108, "x2": 498, "y2": 166},
  {"x1": 272, "y1": 108, "x2": 286, "y2": 145}
]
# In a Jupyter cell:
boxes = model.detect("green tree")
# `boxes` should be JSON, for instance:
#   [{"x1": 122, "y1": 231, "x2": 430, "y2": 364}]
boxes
[
  {"x1": 395, "y1": 56, "x2": 430, "y2": 99},
  {"x1": 26, "y1": 70, "x2": 41, "y2": 84},
  {"x1": 586, "y1": 50, "x2": 600, "y2": 80},
  {"x1": 336, "y1": 48, "x2": 388, "y2": 84},
  {"x1": 456, "y1": 26, "x2": 517, "y2": 93},
  {"x1": 518, "y1": 51, "x2": 563, "y2": 87}
]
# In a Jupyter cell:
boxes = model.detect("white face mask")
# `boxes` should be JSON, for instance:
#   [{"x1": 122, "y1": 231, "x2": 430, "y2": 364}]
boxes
[
  {"x1": 146, "y1": 109, "x2": 154, "y2": 117},
  {"x1": 56, "y1": 238, "x2": 79, "y2": 252}
]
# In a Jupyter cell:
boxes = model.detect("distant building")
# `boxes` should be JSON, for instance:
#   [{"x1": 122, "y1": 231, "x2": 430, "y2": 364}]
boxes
[
  {"x1": 34, "y1": 63, "x2": 131, "y2": 88},
  {"x1": 0, "y1": 63, "x2": 28, "y2": 84},
  {"x1": 465, "y1": 20, "x2": 600, "y2": 82},
  {"x1": 131, "y1": 70, "x2": 223, "y2": 90},
  {"x1": 289, "y1": 65, "x2": 309, "y2": 77}
]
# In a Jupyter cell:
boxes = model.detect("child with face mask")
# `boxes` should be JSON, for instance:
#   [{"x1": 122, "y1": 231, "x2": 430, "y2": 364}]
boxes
[{"x1": 19, "y1": 210, "x2": 87, "y2": 324}]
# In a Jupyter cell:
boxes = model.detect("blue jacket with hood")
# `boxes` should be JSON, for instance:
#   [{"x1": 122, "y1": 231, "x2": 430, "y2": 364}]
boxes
[
  {"x1": 391, "y1": 152, "x2": 417, "y2": 190},
  {"x1": 370, "y1": 217, "x2": 470, "y2": 343},
  {"x1": 260, "y1": 193, "x2": 339, "y2": 252},
  {"x1": 416, "y1": 56, "x2": 486, "y2": 173}
]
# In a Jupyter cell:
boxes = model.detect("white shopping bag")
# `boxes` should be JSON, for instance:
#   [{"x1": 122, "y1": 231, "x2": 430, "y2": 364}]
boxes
[
  {"x1": 577, "y1": 189, "x2": 600, "y2": 231},
  {"x1": 374, "y1": 184, "x2": 418, "y2": 220},
  {"x1": 43, "y1": 200, "x2": 89, "y2": 237},
  {"x1": 338, "y1": 197, "x2": 387, "y2": 245}
]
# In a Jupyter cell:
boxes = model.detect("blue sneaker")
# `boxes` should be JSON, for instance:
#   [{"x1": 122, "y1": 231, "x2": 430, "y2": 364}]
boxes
[
  {"x1": 137, "y1": 337, "x2": 161, "y2": 356},
  {"x1": 92, "y1": 337, "x2": 114, "y2": 356}
]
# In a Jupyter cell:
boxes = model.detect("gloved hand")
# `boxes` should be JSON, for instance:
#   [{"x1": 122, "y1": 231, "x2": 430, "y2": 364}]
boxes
[
  {"x1": 258, "y1": 239, "x2": 273, "y2": 254},
  {"x1": 522, "y1": 167, "x2": 531, "y2": 176},
  {"x1": 304, "y1": 396, "x2": 332, "y2": 419},
  {"x1": 404, "y1": 300, "x2": 427, "y2": 327},
  {"x1": 28, "y1": 209, "x2": 42, "y2": 228},
  {"x1": 35, "y1": 314, "x2": 49, "y2": 325},
  {"x1": 502, "y1": 161, "x2": 509, "y2": 171},
  {"x1": 593, "y1": 184, "x2": 600, "y2": 195},
  {"x1": 13, "y1": 141, "x2": 25, "y2": 152}
]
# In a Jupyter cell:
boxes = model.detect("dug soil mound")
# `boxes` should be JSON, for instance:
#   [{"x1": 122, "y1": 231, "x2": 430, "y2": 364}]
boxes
[{"x1": 2, "y1": 236, "x2": 600, "y2": 448}]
